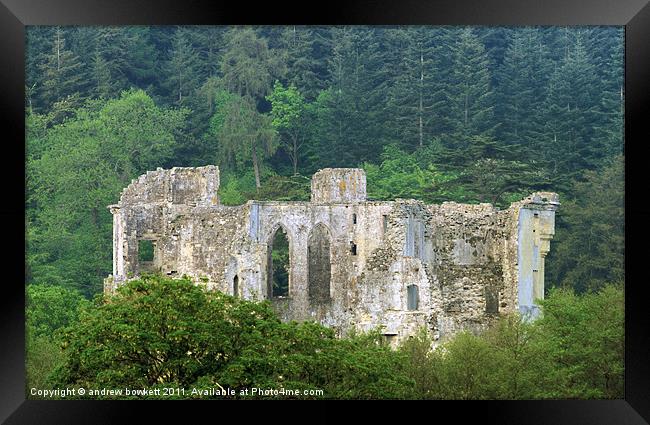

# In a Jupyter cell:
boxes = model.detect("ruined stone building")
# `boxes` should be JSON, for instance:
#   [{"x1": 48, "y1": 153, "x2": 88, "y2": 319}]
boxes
[{"x1": 105, "y1": 166, "x2": 559, "y2": 345}]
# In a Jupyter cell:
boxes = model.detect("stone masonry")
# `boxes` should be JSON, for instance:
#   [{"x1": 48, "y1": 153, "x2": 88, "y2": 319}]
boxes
[{"x1": 105, "y1": 166, "x2": 559, "y2": 346}]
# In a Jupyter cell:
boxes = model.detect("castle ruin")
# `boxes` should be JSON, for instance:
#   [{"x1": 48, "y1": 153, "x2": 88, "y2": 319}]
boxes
[{"x1": 105, "y1": 166, "x2": 558, "y2": 345}]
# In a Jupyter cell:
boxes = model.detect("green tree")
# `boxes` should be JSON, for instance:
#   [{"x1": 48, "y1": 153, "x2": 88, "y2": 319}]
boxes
[
  {"x1": 27, "y1": 90, "x2": 187, "y2": 295},
  {"x1": 77, "y1": 27, "x2": 160, "y2": 99},
  {"x1": 26, "y1": 26, "x2": 56, "y2": 112},
  {"x1": 277, "y1": 26, "x2": 324, "y2": 101},
  {"x1": 26, "y1": 334, "x2": 65, "y2": 394},
  {"x1": 220, "y1": 27, "x2": 280, "y2": 103},
  {"x1": 27, "y1": 284, "x2": 90, "y2": 338},
  {"x1": 305, "y1": 87, "x2": 355, "y2": 168},
  {"x1": 50, "y1": 275, "x2": 414, "y2": 399},
  {"x1": 178, "y1": 26, "x2": 224, "y2": 82},
  {"x1": 445, "y1": 27, "x2": 496, "y2": 142},
  {"x1": 398, "y1": 328, "x2": 440, "y2": 399},
  {"x1": 26, "y1": 284, "x2": 88, "y2": 391},
  {"x1": 85, "y1": 27, "x2": 132, "y2": 96},
  {"x1": 420, "y1": 136, "x2": 553, "y2": 206},
  {"x1": 539, "y1": 31, "x2": 603, "y2": 178},
  {"x1": 496, "y1": 27, "x2": 551, "y2": 150},
  {"x1": 536, "y1": 284, "x2": 624, "y2": 398},
  {"x1": 363, "y1": 145, "x2": 441, "y2": 201},
  {"x1": 453, "y1": 158, "x2": 552, "y2": 206},
  {"x1": 397, "y1": 285, "x2": 623, "y2": 400},
  {"x1": 435, "y1": 331, "x2": 499, "y2": 399},
  {"x1": 166, "y1": 28, "x2": 201, "y2": 106},
  {"x1": 211, "y1": 93, "x2": 277, "y2": 191},
  {"x1": 119, "y1": 27, "x2": 160, "y2": 93},
  {"x1": 252, "y1": 174, "x2": 311, "y2": 202},
  {"x1": 384, "y1": 27, "x2": 446, "y2": 150},
  {"x1": 545, "y1": 155, "x2": 624, "y2": 292},
  {"x1": 594, "y1": 32, "x2": 624, "y2": 160},
  {"x1": 266, "y1": 81, "x2": 308, "y2": 175},
  {"x1": 91, "y1": 48, "x2": 113, "y2": 99},
  {"x1": 481, "y1": 314, "x2": 555, "y2": 399},
  {"x1": 37, "y1": 28, "x2": 85, "y2": 116},
  {"x1": 215, "y1": 27, "x2": 284, "y2": 190},
  {"x1": 477, "y1": 27, "x2": 512, "y2": 88},
  {"x1": 317, "y1": 27, "x2": 392, "y2": 165}
]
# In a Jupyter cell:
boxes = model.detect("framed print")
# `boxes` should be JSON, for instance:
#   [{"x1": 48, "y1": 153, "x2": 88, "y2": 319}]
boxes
[{"x1": 2, "y1": 0, "x2": 649, "y2": 422}]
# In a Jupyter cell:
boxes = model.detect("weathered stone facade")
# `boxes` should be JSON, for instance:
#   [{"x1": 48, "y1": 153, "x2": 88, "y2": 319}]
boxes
[{"x1": 105, "y1": 166, "x2": 559, "y2": 345}]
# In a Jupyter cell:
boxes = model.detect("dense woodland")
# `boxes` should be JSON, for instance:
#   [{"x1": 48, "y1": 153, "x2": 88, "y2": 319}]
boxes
[{"x1": 25, "y1": 26, "x2": 625, "y2": 398}]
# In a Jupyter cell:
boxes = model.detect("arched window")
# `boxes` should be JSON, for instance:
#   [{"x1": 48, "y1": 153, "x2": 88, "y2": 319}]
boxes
[
  {"x1": 268, "y1": 227, "x2": 290, "y2": 298},
  {"x1": 233, "y1": 275, "x2": 239, "y2": 297},
  {"x1": 308, "y1": 224, "x2": 331, "y2": 303},
  {"x1": 407, "y1": 284, "x2": 419, "y2": 311}
]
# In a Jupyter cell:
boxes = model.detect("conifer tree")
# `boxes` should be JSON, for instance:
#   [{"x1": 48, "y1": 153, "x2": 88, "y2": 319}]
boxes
[
  {"x1": 594, "y1": 29, "x2": 624, "y2": 160},
  {"x1": 320, "y1": 27, "x2": 391, "y2": 164},
  {"x1": 318, "y1": 27, "x2": 362, "y2": 166},
  {"x1": 220, "y1": 27, "x2": 280, "y2": 103},
  {"x1": 540, "y1": 30, "x2": 602, "y2": 179},
  {"x1": 91, "y1": 49, "x2": 113, "y2": 99},
  {"x1": 497, "y1": 27, "x2": 551, "y2": 153},
  {"x1": 445, "y1": 27, "x2": 496, "y2": 144},
  {"x1": 216, "y1": 27, "x2": 282, "y2": 189},
  {"x1": 477, "y1": 27, "x2": 512, "y2": 88},
  {"x1": 190, "y1": 26, "x2": 225, "y2": 80},
  {"x1": 26, "y1": 27, "x2": 56, "y2": 111},
  {"x1": 166, "y1": 28, "x2": 201, "y2": 106},
  {"x1": 211, "y1": 93, "x2": 277, "y2": 191},
  {"x1": 37, "y1": 28, "x2": 85, "y2": 111},
  {"x1": 278, "y1": 26, "x2": 323, "y2": 101},
  {"x1": 117, "y1": 27, "x2": 159, "y2": 94},
  {"x1": 76, "y1": 27, "x2": 133, "y2": 97},
  {"x1": 385, "y1": 27, "x2": 444, "y2": 151}
]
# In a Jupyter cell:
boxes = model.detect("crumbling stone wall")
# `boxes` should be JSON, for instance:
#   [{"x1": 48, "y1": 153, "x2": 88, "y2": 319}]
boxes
[{"x1": 105, "y1": 166, "x2": 558, "y2": 345}]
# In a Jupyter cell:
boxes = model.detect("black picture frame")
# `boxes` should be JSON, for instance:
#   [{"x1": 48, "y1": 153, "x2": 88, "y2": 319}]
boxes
[{"x1": 2, "y1": 0, "x2": 648, "y2": 422}]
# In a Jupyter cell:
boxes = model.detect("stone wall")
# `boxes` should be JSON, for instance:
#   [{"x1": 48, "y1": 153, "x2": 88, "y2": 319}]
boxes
[{"x1": 106, "y1": 166, "x2": 559, "y2": 345}]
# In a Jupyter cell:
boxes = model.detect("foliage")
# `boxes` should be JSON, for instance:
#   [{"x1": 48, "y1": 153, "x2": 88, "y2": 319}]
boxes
[
  {"x1": 398, "y1": 283, "x2": 624, "y2": 400},
  {"x1": 165, "y1": 28, "x2": 201, "y2": 106},
  {"x1": 27, "y1": 89, "x2": 186, "y2": 295},
  {"x1": 445, "y1": 27, "x2": 497, "y2": 140},
  {"x1": 26, "y1": 334, "x2": 66, "y2": 394},
  {"x1": 215, "y1": 168, "x2": 309, "y2": 206},
  {"x1": 37, "y1": 28, "x2": 85, "y2": 116},
  {"x1": 210, "y1": 93, "x2": 278, "y2": 190},
  {"x1": 26, "y1": 284, "x2": 88, "y2": 392},
  {"x1": 50, "y1": 275, "x2": 414, "y2": 399},
  {"x1": 220, "y1": 27, "x2": 281, "y2": 102},
  {"x1": 546, "y1": 155, "x2": 624, "y2": 292},
  {"x1": 535, "y1": 284, "x2": 624, "y2": 398},
  {"x1": 266, "y1": 81, "x2": 308, "y2": 174},
  {"x1": 26, "y1": 284, "x2": 90, "y2": 338},
  {"x1": 253, "y1": 174, "x2": 311, "y2": 202},
  {"x1": 217, "y1": 177, "x2": 249, "y2": 206},
  {"x1": 363, "y1": 145, "x2": 441, "y2": 201},
  {"x1": 42, "y1": 277, "x2": 623, "y2": 399}
]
